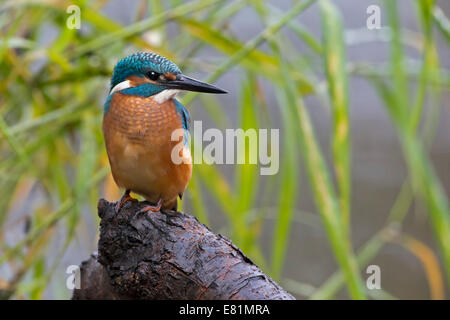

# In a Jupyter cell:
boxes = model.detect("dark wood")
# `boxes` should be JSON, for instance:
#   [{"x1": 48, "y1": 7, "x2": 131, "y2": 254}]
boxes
[{"x1": 72, "y1": 199, "x2": 295, "y2": 300}]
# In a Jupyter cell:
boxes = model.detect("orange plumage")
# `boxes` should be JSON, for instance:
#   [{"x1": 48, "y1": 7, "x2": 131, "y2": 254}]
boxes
[{"x1": 103, "y1": 92, "x2": 192, "y2": 210}]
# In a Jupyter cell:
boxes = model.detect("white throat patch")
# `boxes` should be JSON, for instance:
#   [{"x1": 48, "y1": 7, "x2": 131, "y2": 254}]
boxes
[
  {"x1": 153, "y1": 89, "x2": 179, "y2": 103},
  {"x1": 110, "y1": 80, "x2": 131, "y2": 95},
  {"x1": 109, "y1": 81, "x2": 179, "y2": 103}
]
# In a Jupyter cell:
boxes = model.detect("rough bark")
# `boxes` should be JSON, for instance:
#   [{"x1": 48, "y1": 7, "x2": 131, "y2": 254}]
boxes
[{"x1": 72, "y1": 198, "x2": 295, "y2": 300}]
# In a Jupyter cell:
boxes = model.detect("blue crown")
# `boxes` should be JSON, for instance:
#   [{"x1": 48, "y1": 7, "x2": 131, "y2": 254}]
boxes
[{"x1": 110, "y1": 52, "x2": 181, "y2": 89}]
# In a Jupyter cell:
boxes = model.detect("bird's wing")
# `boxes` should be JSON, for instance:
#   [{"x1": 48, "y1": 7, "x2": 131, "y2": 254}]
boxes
[{"x1": 174, "y1": 99, "x2": 190, "y2": 132}]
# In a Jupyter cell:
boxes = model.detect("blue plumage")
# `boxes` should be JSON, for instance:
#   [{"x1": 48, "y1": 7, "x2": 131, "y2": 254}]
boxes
[
  {"x1": 110, "y1": 52, "x2": 181, "y2": 89},
  {"x1": 174, "y1": 99, "x2": 190, "y2": 131},
  {"x1": 103, "y1": 94, "x2": 114, "y2": 114},
  {"x1": 174, "y1": 99, "x2": 190, "y2": 146},
  {"x1": 121, "y1": 83, "x2": 165, "y2": 97},
  {"x1": 105, "y1": 52, "x2": 181, "y2": 114}
]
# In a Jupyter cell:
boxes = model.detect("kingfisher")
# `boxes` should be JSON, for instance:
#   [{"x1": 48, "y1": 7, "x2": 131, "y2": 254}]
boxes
[{"x1": 103, "y1": 52, "x2": 226, "y2": 213}]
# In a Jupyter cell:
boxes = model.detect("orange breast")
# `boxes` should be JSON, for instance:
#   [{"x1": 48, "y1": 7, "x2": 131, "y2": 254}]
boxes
[{"x1": 102, "y1": 92, "x2": 192, "y2": 209}]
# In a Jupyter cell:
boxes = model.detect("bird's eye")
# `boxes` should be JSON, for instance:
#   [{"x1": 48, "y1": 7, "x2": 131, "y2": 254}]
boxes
[{"x1": 147, "y1": 71, "x2": 160, "y2": 81}]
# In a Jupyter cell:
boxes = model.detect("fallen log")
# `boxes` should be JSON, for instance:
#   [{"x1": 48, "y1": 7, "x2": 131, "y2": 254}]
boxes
[{"x1": 72, "y1": 198, "x2": 295, "y2": 300}]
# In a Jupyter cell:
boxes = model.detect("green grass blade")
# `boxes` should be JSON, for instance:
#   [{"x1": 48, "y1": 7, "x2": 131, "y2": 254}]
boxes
[
  {"x1": 271, "y1": 81, "x2": 299, "y2": 281},
  {"x1": 235, "y1": 76, "x2": 259, "y2": 215},
  {"x1": 275, "y1": 44, "x2": 366, "y2": 299},
  {"x1": 383, "y1": 0, "x2": 450, "y2": 285},
  {"x1": 181, "y1": 0, "x2": 317, "y2": 106},
  {"x1": 320, "y1": 0, "x2": 351, "y2": 232},
  {"x1": 73, "y1": 0, "x2": 222, "y2": 57}
]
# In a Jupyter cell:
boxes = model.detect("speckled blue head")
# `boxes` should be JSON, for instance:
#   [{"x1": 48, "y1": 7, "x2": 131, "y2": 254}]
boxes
[
  {"x1": 104, "y1": 52, "x2": 226, "y2": 114},
  {"x1": 110, "y1": 52, "x2": 181, "y2": 90}
]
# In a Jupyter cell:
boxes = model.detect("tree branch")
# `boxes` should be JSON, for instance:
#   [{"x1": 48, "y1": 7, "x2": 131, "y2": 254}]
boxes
[{"x1": 72, "y1": 199, "x2": 295, "y2": 300}]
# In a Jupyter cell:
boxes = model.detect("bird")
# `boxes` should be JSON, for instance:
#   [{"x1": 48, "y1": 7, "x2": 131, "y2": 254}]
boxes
[{"x1": 102, "y1": 52, "x2": 226, "y2": 213}]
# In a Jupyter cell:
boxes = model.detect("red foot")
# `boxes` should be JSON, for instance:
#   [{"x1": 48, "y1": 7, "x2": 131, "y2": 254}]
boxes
[
  {"x1": 138, "y1": 198, "x2": 163, "y2": 214},
  {"x1": 115, "y1": 190, "x2": 134, "y2": 213}
]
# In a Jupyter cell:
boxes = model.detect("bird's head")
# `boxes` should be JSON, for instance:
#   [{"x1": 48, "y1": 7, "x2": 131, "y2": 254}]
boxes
[{"x1": 109, "y1": 52, "x2": 227, "y2": 99}]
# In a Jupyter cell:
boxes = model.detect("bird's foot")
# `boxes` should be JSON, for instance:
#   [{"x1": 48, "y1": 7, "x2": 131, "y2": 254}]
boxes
[
  {"x1": 137, "y1": 198, "x2": 163, "y2": 214},
  {"x1": 115, "y1": 190, "x2": 134, "y2": 213}
]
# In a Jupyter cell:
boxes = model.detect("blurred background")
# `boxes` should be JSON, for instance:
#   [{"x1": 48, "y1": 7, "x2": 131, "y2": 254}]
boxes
[{"x1": 0, "y1": 0, "x2": 449, "y2": 300}]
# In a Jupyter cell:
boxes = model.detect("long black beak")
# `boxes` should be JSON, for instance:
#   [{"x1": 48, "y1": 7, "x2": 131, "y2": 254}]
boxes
[{"x1": 164, "y1": 75, "x2": 227, "y2": 94}]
